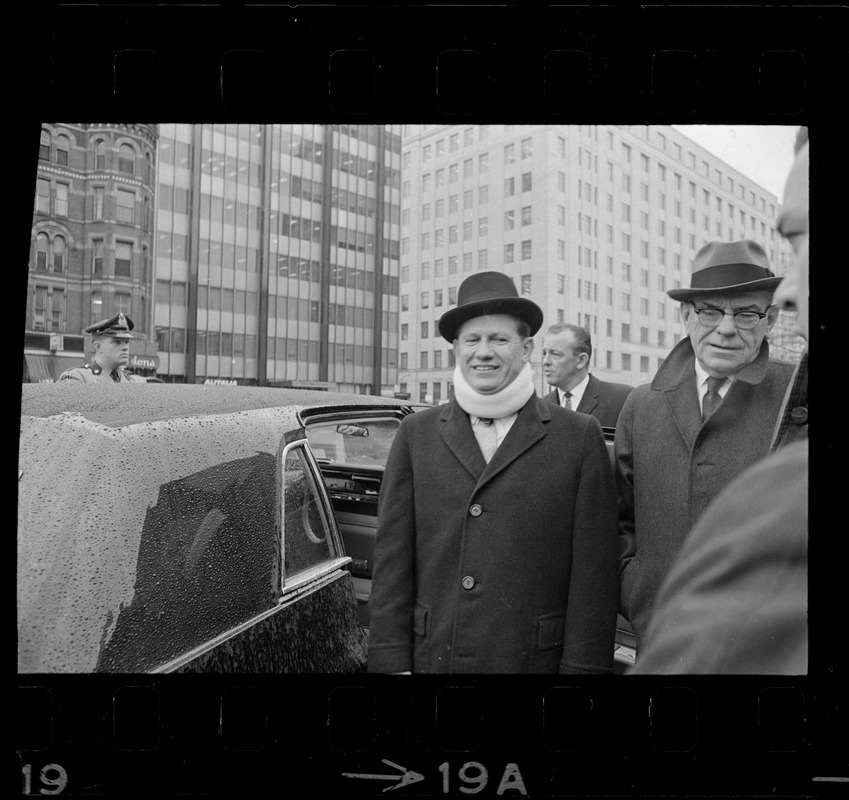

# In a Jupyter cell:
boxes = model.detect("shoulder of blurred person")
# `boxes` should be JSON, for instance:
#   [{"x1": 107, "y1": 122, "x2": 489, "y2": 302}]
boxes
[{"x1": 628, "y1": 439, "x2": 807, "y2": 675}]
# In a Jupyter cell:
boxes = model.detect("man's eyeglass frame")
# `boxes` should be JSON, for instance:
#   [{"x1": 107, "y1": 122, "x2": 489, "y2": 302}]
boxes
[{"x1": 689, "y1": 303, "x2": 772, "y2": 330}]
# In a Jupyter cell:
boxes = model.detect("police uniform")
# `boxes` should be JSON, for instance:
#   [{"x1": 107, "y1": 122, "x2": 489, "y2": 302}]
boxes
[{"x1": 59, "y1": 313, "x2": 146, "y2": 384}]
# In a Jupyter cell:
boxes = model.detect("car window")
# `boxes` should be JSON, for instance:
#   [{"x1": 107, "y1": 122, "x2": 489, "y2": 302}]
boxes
[
  {"x1": 305, "y1": 418, "x2": 400, "y2": 468},
  {"x1": 282, "y1": 442, "x2": 339, "y2": 581}
]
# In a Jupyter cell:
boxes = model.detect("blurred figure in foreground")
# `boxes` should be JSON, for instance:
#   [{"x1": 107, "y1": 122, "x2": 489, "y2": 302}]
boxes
[{"x1": 631, "y1": 127, "x2": 808, "y2": 674}]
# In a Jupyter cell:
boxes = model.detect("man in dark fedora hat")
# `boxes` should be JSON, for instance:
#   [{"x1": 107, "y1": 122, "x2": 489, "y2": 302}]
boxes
[
  {"x1": 614, "y1": 239, "x2": 795, "y2": 658},
  {"x1": 630, "y1": 128, "x2": 809, "y2": 675},
  {"x1": 59, "y1": 313, "x2": 146, "y2": 383},
  {"x1": 367, "y1": 271, "x2": 619, "y2": 674}
]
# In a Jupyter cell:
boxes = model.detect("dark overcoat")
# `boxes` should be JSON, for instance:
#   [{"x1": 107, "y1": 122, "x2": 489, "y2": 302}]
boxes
[
  {"x1": 544, "y1": 374, "x2": 634, "y2": 428},
  {"x1": 614, "y1": 337, "x2": 794, "y2": 652},
  {"x1": 366, "y1": 394, "x2": 619, "y2": 674},
  {"x1": 630, "y1": 440, "x2": 807, "y2": 674}
]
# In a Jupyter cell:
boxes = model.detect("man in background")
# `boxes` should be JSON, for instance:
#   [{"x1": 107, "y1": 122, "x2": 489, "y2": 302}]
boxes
[
  {"x1": 542, "y1": 323, "x2": 632, "y2": 428},
  {"x1": 59, "y1": 313, "x2": 145, "y2": 384}
]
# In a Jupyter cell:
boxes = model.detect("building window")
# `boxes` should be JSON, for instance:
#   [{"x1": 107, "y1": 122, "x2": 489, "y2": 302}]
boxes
[
  {"x1": 504, "y1": 177, "x2": 515, "y2": 197},
  {"x1": 521, "y1": 137, "x2": 532, "y2": 159},
  {"x1": 35, "y1": 233, "x2": 49, "y2": 270},
  {"x1": 521, "y1": 205, "x2": 532, "y2": 226},
  {"x1": 450, "y1": 133, "x2": 459, "y2": 152},
  {"x1": 115, "y1": 241, "x2": 133, "y2": 277},
  {"x1": 622, "y1": 353, "x2": 631, "y2": 371},
  {"x1": 421, "y1": 291, "x2": 429, "y2": 309},
  {"x1": 463, "y1": 159, "x2": 473, "y2": 179},
  {"x1": 401, "y1": 323, "x2": 408, "y2": 341},
  {"x1": 449, "y1": 163, "x2": 458, "y2": 183},
  {"x1": 117, "y1": 189, "x2": 135, "y2": 224},
  {"x1": 449, "y1": 255, "x2": 458, "y2": 274},
  {"x1": 35, "y1": 178, "x2": 50, "y2": 214},
  {"x1": 39, "y1": 130, "x2": 50, "y2": 160},
  {"x1": 95, "y1": 139, "x2": 107, "y2": 170},
  {"x1": 400, "y1": 353, "x2": 408, "y2": 370},
  {"x1": 420, "y1": 352, "x2": 428, "y2": 369},
  {"x1": 504, "y1": 143, "x2": 515, "y2": 164},
  {"x1": 436, "y1": 139, "x2": 445, "y2": 158},
  {"x1": 478, "y1": 249, "x2": 488, "y2": 269},
  {"x1": 52, "y1": 235, "x2": 66, "y2": 273},
  {"x1": 478, "y1": 153, "x2": 489, "y2": 173},
  {"x1": 55, "y1": 135, "x2": 70, "y2": 166},
  {"x1": 92, "y1": 238, "x2": 103, "y2": 275},
  {"x1": 478, "y1": 217, "x2": 488, "y2": 236},
  {"x1": 479, "y1": 185, "x2": 489, "y2": 205},
  {"x1": 54, "y1": 183, "x2": 69, "y2": 217},
  {"x1": 521, "y1": 240, "x2": 532, "y2": 260},
  {"x1": 504, "y1": 244, "x2": 514, "y2": 264},
  {"x1": 93, "y1": 186, "x2": 104, "y2": 218},
  {"x1": 557, "y1": 274, "x2": 564, "y2": 294},
  {"x1": 521, "y1": 172, "x2": 532, "y2": 192},
  {"x1": 449, "y1": 194, "x2": 459, "y2": 213},
  {"x1": 521, "y1": 274, "x2": 531, "y2": 295},
  {"x1": 504, "y1": 210, "x2": 515, "y2": 230},
  {"x1": 640, "y1": 355, "x2": 650, "y2": 373},
  {"x1": 145, "y1": 151, "x2": 153, "y2": 183},
  {"x1": 118, "y1": 143, "x2": 135, "y2": 175},
  {"x1": 421, "y1": 321, "x2": 429, "y2": 339}
]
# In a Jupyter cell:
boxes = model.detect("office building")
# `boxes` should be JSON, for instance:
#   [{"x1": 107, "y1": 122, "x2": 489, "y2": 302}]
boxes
[
  {"x1": 25, "y1": 123, "x2": 403, "y2": 392},
  {"x1": 398, "y1": 124, "x2": 803, "y2": 404}
]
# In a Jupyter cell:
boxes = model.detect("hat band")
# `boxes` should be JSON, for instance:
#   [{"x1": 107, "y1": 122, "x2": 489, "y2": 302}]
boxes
[{"x1": 691, "y1": 262, "x2": 775, "y2": 290}]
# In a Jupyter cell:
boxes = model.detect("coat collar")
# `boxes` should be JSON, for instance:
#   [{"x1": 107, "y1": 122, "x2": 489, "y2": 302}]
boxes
[
  {"x1": 439, "y1": 395, "x2": 550, "y2": 488},
  {"x1": 651, "y1": 336, "x2": 773, "y2": 392}
]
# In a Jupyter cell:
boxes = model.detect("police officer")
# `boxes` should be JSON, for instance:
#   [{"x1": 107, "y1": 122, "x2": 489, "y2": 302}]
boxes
[{"x1": 59, "y1": 313, "x2": 146, "y2": 383}]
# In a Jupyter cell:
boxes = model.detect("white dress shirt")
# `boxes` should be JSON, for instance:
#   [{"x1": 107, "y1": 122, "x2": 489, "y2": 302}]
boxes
[
  {"x1": 471, "y1": 413, "x2": 518, "y2": 451},
  {"x1": 694, "y1": 360, "x2": 732, "y2": 415},
  {"x1": 557, "y1": 373, "x2": 590, "y2": 411}
]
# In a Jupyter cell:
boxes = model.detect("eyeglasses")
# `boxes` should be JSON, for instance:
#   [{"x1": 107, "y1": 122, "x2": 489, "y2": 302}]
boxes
[{"x1": 690, "y1": 304, "x2": 771, "y2": 330}]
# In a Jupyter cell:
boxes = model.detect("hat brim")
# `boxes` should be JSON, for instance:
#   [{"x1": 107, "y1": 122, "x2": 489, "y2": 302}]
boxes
[
  {"x1": 91, "y1": 331, "x2": 133, "y2": 339},
  {"x1": 438, "y1": 297, "x2": 543, "y2": 342},
  {"x1": 667, "y1": 276, "x2": 783, "y2": 301}
]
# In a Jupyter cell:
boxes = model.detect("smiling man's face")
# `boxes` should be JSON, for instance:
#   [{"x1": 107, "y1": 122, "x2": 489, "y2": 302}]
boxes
[
  {"x1": 681, "y1": 291, "x2": 778, "y2": 378},
  {"x1": 454, "y1": 314, "x2": 533, "y2": 395}
]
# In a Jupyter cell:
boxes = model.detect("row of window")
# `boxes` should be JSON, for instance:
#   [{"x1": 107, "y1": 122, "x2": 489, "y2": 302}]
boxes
[
  {"x1": 35, "y1": 177, "x2": 151, "y2": 230},
  {"x1": 39, "y1": 129, "x2": 155, "y2": 183},
  {"x1": 33, "y1": 233, "x2": 149, "y2": 281},
  {"x1": 31, "y1": 288, "x2": 138, "y2": 334}
]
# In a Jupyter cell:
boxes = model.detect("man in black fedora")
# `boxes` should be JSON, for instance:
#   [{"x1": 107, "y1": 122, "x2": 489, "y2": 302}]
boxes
[
  {"x1": 614, "y1": 240, "x2": 795, "y2": 658},
  {"x1": 59, "y1": 313, "x2": 146, "y2": 383},
  {"x1": 367, "y1": 271, "x2": 619, "y2": 674}
]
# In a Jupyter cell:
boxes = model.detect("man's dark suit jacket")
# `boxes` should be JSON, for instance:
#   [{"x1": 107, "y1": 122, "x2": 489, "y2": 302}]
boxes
[{"x1": 544, "y1": 374, "x2": 633, "y2": 429}]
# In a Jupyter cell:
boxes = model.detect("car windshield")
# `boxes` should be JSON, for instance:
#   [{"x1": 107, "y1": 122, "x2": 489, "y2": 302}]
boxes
[{"x1": 305, "y1": 418, "x2": 399, "y2": 468}]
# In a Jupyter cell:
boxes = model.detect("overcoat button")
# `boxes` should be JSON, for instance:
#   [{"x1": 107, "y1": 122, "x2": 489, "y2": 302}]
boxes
[
  {"x1": 461, "y1": 576, "x2": 475, "y2": 590},
  {"x1": 469, "y1": 504, "x2": 482, "y2": 517},
  {"x1": 790, "y1": 406, "x2": 808, "y2": 425}
]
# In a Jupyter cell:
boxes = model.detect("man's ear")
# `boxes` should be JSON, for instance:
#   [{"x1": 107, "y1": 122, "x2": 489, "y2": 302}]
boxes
[
  {"x1": 523, "y1": 336, "x2": 534, "y2": 362},
  {"x1": 679, "y1": 302, "x2": 692, "y2": 324},
  {"x1": 765, "y1": 303, "x2": 780, "y2": 331}
]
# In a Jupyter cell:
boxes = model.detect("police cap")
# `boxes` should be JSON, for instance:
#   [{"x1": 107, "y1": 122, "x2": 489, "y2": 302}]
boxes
[{"x1": 85, "y1": 313, "x2": 135, "y2": 339}]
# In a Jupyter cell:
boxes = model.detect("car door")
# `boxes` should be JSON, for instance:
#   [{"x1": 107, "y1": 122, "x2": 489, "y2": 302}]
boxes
[
  {"x1": 163, "y1": 435, "x2": 367, "y2": 673},
  {"x1": 299, "y1": 406, "x2": 417, "y2": 628}
]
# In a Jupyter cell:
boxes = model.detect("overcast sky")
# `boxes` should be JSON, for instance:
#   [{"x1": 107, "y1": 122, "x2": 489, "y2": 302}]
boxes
[{"x1": 672, "y1": 124, "x2": 799, "y2": 201}]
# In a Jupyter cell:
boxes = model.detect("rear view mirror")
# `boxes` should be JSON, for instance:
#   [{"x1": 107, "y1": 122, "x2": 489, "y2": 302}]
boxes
[{"x1": 337, "y1": 424, "x2": 369, "y2": 437}]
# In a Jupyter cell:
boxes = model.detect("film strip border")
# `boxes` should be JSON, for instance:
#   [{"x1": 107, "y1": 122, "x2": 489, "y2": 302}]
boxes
[
  {"x1": 17, "y1": 677, "x2": 846, "y2": 796},
  {"x1": 22, "y1": 5, "x2": 839, "y2": 121}
]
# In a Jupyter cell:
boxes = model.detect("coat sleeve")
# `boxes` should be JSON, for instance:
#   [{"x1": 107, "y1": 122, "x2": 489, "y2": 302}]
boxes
[
  {"x1": 366, "y1": 417, "x2": 417, "y2": 673},
  {"x1": 613, "y1": 390, "x2": 638, "y2": 621},
  {"x1": 559, "y1": 417, "x2": 619, "y2": 674}
]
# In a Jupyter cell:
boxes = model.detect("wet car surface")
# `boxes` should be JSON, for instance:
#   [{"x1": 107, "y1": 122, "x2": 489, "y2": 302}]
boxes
[{"x1": 17, "y1": 383, "x2": 418, "y2": 674}]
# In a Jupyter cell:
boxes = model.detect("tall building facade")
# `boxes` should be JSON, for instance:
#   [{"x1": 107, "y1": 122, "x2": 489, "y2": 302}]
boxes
[
  {"x1": 26, "y1": 123, "x2": 160, "y2": 380},
  {"x1": 398, "y1": 124, "x2": 803, "y2": 404},
  {"x1": 25, "y1": 123, "x2": 403, "y2": 392},
  {"x1": 154, "y1": 123, "x2": 402, "y2": 392}
]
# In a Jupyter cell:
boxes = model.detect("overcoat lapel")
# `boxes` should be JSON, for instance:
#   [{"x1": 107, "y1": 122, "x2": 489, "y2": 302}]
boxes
[
  {"x1": 662, "y1": 382, "x2": 702, "y2": 451},
  {"x1": 477, "y1": 397, "x2": 549, "y2": 490},
  {"x1": 439, "y1": 402, "x2": 488, "y2": 480}
]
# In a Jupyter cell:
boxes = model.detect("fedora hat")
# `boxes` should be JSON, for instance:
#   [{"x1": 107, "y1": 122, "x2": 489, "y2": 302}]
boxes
[
  {"x1": 667, "y1": 239, "x2": 782, "y2": 301},
  {"x1": 438, "y1": 271, "x2": 543, "y2": 342}
]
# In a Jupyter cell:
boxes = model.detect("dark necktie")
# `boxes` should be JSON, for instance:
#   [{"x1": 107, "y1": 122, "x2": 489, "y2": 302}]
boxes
[
  {"x1": 562, "y1": 392, "x2": 572, "y2": 410},
  {"x1": 702, "y1": 376, "x2": 725, "y2": 420},
  {"x1": 110, "y1": 370, "x2": 120, "y2": 382},
  {"x1": 476, "y1": 418, "x2": 498, "y2": 463}
]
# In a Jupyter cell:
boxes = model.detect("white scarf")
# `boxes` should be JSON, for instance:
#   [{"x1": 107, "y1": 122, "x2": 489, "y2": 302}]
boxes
[{"x1": 452, "y1": 362, "x2": 536, "y2": 419}]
